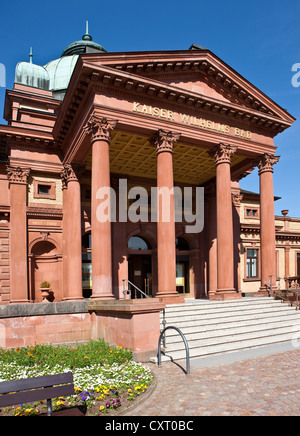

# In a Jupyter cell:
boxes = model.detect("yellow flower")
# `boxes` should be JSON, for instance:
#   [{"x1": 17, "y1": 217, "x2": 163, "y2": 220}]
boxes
[
  {"x1": 56, "y1": 400, "x2": 65, "y2": 406},
  {"x1": 99, "y1": 406, "x2": 104, "y2": 411},
  {"x1": 128, "y1": 389, "x2": 132, "y2": 393},
  {"x1": 84, "y1": 355, "x2": 88, "y2": 359}
]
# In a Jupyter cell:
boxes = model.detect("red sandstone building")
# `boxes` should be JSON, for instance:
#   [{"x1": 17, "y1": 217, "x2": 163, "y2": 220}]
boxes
[{"x1": 0, "y1": 30, "x2": 298, "y2": 353}]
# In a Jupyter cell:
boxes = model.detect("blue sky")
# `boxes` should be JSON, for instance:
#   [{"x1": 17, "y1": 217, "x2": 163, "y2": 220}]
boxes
[{"x1": 0, "y1": 0, "x2": 300, "y2": 217}]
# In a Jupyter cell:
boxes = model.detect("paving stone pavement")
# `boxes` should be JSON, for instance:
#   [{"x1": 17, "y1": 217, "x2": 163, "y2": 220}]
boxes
[{"x1": 123, "y1": 348, "x2": 300, "y2": 416}]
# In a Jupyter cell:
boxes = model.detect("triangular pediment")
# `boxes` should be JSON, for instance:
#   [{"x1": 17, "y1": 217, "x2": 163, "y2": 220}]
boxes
[
  {"x1": 145, "y1": 71, "x2": 246, "y2": 107},
  {"x1": 86, "y1": 48, "x2": 294, "y2": 126},
  {"x1": 55, "y1": 48, "x2": 295, "y2": 147}
]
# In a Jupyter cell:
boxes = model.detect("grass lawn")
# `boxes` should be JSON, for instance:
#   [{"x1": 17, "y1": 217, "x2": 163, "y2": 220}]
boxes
[{"x1": 0, "y1": 340, "x2": 153, "y2": 416}]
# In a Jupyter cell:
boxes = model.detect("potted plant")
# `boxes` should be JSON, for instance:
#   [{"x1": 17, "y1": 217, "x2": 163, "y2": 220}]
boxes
[{"x1": 40, "y1": 281, "x2": 51, "y2": 302}]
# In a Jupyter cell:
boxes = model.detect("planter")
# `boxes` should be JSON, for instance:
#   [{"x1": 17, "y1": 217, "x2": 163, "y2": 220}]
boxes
[{"x1": 40, "y1": 288, "x2": 52, "y2": 302}]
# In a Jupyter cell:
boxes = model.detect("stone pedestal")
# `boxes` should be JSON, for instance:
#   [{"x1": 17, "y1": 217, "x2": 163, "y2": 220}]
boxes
[{"x1": 89, "y1": 299, "x2": 166, "y2": 362}]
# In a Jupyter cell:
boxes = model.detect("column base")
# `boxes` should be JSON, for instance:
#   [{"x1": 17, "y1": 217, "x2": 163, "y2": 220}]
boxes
[
  {"x1": 209, "y1": 289, "x2": 242, "y2": 301},
  {"x1": 155, "y1": 292, "x2": 185, "y2": 305},
  {"x1": 62, "y1": 296, "x2": 85, "y2": 302},
  {"x1": 91, "y1": 294, "x2": 116, "y2": 301},
  {"x1": 258, "y1": 286, "x2": 273, "y2": 297},
  {"x1": 10, "y1": 299, "x2": 30, "y2": 304}
]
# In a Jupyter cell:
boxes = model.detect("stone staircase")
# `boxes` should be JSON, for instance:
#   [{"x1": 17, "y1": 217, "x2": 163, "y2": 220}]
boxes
[{"x1": 155, "y1": 297, "x2": 300, "y2": 361}]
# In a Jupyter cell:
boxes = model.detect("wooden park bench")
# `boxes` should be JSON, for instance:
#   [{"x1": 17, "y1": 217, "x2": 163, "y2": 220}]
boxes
[{"x1": 0, "y1": 372, "x2": 84, "y2": 416}]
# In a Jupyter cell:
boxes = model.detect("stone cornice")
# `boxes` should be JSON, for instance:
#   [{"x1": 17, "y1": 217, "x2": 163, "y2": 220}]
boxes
[
  {"x1": 0, "y1": 125, "x2": 57, "y2": 152},
  {"x1": 54, "y1": 58, "x2": 294, "y2": 149},
  {"x1": 26, "y1": 206, "x2": 63, "y2": 219},
  {"x1": 82, "y1": 49, "x2": 295, "y2": 123}
]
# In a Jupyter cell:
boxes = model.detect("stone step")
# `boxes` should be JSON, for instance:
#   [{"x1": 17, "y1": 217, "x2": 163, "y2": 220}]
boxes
[
  {"x1": 150, "y1": 297, "x2": 300, "y2": 362},
  {"x1": 163, "y1": 297, "x2": 278, "y2": 312},
  {"x1": 161, "y1": 308, "x2": 299, "y2": 330},
  {"x1": 160, "y1": 305, "x2": 294, "y2": 324},
  {"x1": 153, "y1": 334, "x2": 298, "y2": 363},
  {"x1": 163, "y1": 320, "x2": 300, "y2": 348},
  {"x1": 163, "y1": 316, "x2": 300, "y2": 343}
]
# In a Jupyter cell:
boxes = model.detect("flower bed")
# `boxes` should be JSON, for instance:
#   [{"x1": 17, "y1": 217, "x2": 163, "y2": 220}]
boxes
[{"x1": 0, "y1": 340, "x2": 153, "y2": 416}]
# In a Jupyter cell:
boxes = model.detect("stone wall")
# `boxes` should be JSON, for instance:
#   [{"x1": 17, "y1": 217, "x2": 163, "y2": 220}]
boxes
[{"x1": 0, "y1": 301, "x2": 92, "y2": 348}]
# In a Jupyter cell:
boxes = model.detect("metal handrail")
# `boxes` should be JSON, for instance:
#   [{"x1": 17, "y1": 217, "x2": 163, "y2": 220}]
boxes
[
  {"x1": 122, "y1": 279, "x2": 150, "y2": 299},
  {"x1": 157, "y1": 326, "x2": 190, "y2": 375},
  {"x1": 269, "y1": 275, "x2": 300, "y2": 310}
]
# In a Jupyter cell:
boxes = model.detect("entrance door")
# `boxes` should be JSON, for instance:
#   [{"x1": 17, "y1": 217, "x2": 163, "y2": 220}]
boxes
[
  {"x1": 128, "y1": 254, "x2": 152, "y2": 297},
  {"x1": 176, "y1": 256, "x2": 189, "y2": 294}
]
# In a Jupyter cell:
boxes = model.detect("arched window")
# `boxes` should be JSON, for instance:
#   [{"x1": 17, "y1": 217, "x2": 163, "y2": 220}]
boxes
[
  {"x1": 128, "y1": 236, "x2": 150, "y2": 250},
  {"x1": 176, "y1": 237, "x2": 189, "y2": 251}
]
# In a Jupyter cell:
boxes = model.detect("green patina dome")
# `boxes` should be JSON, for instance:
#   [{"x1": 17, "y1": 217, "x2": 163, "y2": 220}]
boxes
[
  {"x1": 15, "y1": 24, "x2": 106, "y2": 96},
  {"x1": 44, "y1": 24, "x2": 107, "y2": 95},
  {"x1": 61, "y1": 26, "x2": 107, "y2": 57}
]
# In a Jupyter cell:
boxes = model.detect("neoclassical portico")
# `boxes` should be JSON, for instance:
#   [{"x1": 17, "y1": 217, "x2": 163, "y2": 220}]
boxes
[{"x1": 0, "y1": 37, "x2": 295, "y2": 307}]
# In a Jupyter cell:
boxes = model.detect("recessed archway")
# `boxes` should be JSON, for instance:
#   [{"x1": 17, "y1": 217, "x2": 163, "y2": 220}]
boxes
[{"x1": 30, "y1": 240, "x2": 61, "y2": 302}]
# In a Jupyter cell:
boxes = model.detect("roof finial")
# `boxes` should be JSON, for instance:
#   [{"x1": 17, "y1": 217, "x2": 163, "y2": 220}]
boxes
[
  {"x1": 29, "y1": 47, "x2": 33, "y2": 64},
  {"x1": 82, "y1": 20, "x2": 92, "y2": 41}
]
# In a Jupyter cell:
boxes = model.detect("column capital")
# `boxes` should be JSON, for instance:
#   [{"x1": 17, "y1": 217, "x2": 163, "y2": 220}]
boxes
[
  {"x1": 232, "y1": 192, "x2": 244, "y2": 207},
  {"x1": 6, "y1": 166, "x2": 30, "y2": 185},
  {"x1": 83, "y1": 113, "x2": 117, "y2": 143},
  {"x1": 60, "y1": 163, "x2": 79, "y2": 189},
  {"x1": 150, "y1": 129, "x2": 180, "y2": 155},
  {"x1": 209, "y1": 143, "x2": 237, "y2": 166},
  {"x1": 257, "y1": 153, "x2": 280, "y2": 175}
]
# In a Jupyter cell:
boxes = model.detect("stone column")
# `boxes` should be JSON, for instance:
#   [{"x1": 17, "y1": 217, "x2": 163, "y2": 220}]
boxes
[
  {"x1": 258, "y1": 153, "x2": 280, "y2": 293},
  {"x1": 209, "y1": 143, "x2": 241, "y2": 300},
  {"x1": 7, "y1": 166, "x2": 30, "y2": 303},
  {"x1": 61, "y1": 164, "x2": 83, "y2": 301},
  {"x1": 207, "y1": 186, "x2": 218, "y2": 300},
  {"x1": 84, "y1": 114, "x2": 117, "y2": 300},
  {"x1": 150, "y1": 129, "x2": 184, "y2": 304}
]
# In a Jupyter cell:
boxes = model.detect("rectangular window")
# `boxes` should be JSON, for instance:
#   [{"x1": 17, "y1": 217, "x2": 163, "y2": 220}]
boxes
[
  {"x1": 37, "y1": 184, "x2": 51, "y2": 196},
  {"x1": 33, "y1": 180, "x2": 56, "y2": 200},
  {"x1": 245, "y1": 208, "x2": 259, "y2": 218},
  {"x1": 247, "y1": 249, "x2": 259, "y2": 278}
]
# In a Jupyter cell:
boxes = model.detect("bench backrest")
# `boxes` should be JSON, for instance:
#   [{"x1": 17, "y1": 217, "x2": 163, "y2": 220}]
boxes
[{"x1": 0, "y1": 372, "x2": 74, "y2": 408}]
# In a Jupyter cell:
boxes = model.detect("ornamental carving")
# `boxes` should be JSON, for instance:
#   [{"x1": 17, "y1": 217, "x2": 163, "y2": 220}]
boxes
[
  {"x1": 60, "y1": 164, "x2": 79, "y2": 188},
  {"x1": 6, "y1": 166, "x2": 30, "y2": 185},
  {"x1": 83, "y1": 113, "x2": 117, "y2": 143},
  {"x1": 150, "y1": 129, "x2": 181, "y2": 155},
  {"x1": 257, "y1": 153, "x2": 280, "y2": 175},
  {"x1": 209, "y1": 143, "x2": 237, "y2": 165},
  {"x1": 232, "y1": 192, "x2": 244, "y2": 207}
]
